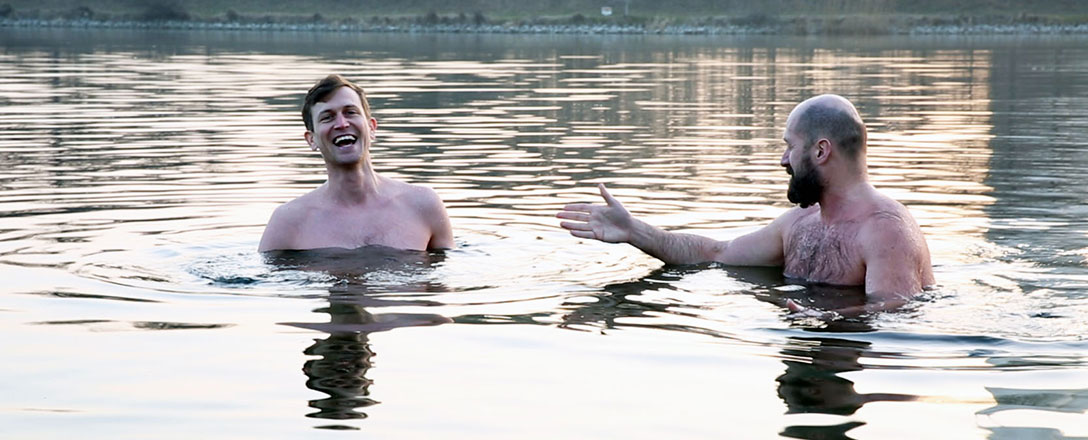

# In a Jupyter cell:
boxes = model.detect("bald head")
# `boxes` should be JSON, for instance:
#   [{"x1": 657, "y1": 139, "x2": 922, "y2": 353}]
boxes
[{"x1": 787, "y1": 94, "x2": 867, "y2": 160}]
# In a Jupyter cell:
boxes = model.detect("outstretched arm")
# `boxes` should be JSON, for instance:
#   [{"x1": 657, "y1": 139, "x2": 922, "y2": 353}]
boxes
[{"x1": 557, "y1": 184, "x2": 787, "y2": 266}]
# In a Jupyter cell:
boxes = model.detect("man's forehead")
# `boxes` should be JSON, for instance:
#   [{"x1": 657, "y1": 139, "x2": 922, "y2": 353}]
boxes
[
  {"x1": 314, "y1": 86, "x2": 362, "y2": 111},
  {"x1": 782, "y1": 117, "x2": 800, "y2": 142},
  {"x1": 783, "y1": 130, "x2": 798, "y2": 144}
]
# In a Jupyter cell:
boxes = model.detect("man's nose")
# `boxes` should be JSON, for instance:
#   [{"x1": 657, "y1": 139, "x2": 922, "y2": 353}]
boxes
[
  {"x1": 333, "y1": 113, "x2": 349, "y2": 128},
  {"x1": 780, "y1": 149, "x2": 790, "y2": 167}
]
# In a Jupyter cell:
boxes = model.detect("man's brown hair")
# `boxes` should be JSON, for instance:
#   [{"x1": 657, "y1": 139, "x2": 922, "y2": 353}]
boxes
[{"x1": 302, "y1": 74, "x2": 372, "y2": 132}]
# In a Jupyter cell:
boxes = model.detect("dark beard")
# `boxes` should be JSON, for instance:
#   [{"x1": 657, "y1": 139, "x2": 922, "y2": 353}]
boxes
[{"x1": 787, "y1": 165, "x2": 824, "y2": 209}]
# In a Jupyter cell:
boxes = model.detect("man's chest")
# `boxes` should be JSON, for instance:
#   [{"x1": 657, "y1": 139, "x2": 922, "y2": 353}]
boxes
[
  {"x1": 299, "y1": 206, "x2": 431, "y2": 250},
  {"x1": 783, "y1": 219, "x2": 866, "y2": 286}
]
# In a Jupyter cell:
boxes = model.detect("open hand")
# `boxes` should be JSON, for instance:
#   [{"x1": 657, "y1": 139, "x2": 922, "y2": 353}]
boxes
[{"x1": 557, "y1": 184, "x2": 634, "y2": 243}]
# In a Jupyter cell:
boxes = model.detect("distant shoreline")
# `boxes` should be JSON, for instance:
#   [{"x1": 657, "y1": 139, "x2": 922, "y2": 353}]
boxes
[{"x1": 4, "y1": 17, "x2": 1088, "y2": 36}]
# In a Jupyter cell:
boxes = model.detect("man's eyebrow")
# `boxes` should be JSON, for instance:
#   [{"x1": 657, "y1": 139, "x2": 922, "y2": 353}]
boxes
[{"x1": 319, "y1": 104, "x2": 360, "y2": 113}]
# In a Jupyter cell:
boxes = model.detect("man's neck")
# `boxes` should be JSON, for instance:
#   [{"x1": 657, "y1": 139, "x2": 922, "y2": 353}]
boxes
[
  {"x1": 817, "y1": 176, "x2": 872, "y2": 223},
  {"x1": 324, "y1": 161, "x2": 380, "y2": 205}
]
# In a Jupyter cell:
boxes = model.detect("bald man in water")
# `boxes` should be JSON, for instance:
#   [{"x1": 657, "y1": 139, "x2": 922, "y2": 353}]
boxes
[
  {"x1": 259, "y1": 74, "x2": 453, "y2": 252},
  {"x1": 557, "y1": 94, "x2": 934, "y2": 316}
]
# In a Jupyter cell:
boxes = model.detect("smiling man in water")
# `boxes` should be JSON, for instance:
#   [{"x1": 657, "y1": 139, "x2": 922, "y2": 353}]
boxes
[
  {"x1": 259, "y1": 74, "x2": 453, "y2": 252},
  {"x1": 557, "y1": 94, "x2": 934, "y2": 316}
]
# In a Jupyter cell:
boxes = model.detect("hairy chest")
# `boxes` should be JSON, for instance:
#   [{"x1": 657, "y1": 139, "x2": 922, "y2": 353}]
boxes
[{"x1": 783, "y1": 219, "x2": 866, "y2": 286}]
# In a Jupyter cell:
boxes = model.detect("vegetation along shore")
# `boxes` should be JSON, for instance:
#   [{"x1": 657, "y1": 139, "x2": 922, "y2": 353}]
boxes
[{"x1": 3, "y1": 0, "x2": 1088, "y2": 35}]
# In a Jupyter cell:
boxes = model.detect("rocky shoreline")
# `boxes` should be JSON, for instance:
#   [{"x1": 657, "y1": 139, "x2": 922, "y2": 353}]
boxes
[{"x1": 4, "y1": 17, "x2": 1088, "y2": 35}]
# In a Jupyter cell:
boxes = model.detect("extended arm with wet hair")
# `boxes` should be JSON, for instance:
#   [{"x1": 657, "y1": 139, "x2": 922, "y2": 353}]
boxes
[{"x1": 558, "y1": 184, "x2": 786, "y2": 266}]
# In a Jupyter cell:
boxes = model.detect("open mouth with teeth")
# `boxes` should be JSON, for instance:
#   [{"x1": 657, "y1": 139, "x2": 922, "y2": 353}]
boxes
[{"x1": 333, "y1": 134, "x2": 358, "y2": 147}]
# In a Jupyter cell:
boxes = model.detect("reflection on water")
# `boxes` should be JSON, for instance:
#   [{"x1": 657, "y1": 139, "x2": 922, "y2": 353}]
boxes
[
  {"x1": 269, "y1": 247, "x2": 451, "y2": 425},
  {"x1": 302, "y1": 318, "x2": 376, "y2": 424},
  {"x1": 2, "y1": 29, "x2": 1088, "y2": 437},
  {"x1": 557, "y1": 264, "x2": 879, "y2": 336},
  {"x1": 557, "y1": 266, "x2": 714, "y2": 333},
  {"x1": 780, "y1": 421, "x2": 867, "y2": 440},
  {"x1": 978, "y1": 387, "x2": 1088, "y2": 439},
  {"x1": 979, "y1": 387, "x2": 1088, "y2": 416},
  {"x1": 777, "y1": 337, "x2": 916, "y2": 417}
]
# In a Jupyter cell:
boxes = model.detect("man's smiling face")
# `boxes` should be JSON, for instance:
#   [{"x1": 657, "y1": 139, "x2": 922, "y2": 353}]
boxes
[{"x1": 306, "y1": 86, "x2": 375, "y2": 166}]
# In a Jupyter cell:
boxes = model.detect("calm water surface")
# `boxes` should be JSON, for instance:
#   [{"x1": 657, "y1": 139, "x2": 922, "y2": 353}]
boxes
[{"x1": 1, "y1": 29, "x2": 1087, "y2": 438}]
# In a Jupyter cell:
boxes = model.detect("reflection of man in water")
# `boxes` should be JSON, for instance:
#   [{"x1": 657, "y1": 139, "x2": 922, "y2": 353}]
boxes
[
  {"x1": 557, "y1": 95, "x2": 934, "y2": 316},
  {"x1": 302, "y1": 304, "x2": 378, "y2": 422},
  {"x1": 270, "y1": 248, "x2": 451, "y2": 424},
  {"x1": 259, "y1": 74, "x2": 454, "y2": 252},
  {"x1": 777, "y1": 337, "x2": 914, "y2": 417}
]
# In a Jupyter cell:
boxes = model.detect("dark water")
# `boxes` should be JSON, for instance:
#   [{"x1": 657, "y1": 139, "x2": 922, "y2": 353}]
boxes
[{"x1": 1, "y1": 28, "x2": 1087, "y2": 438}]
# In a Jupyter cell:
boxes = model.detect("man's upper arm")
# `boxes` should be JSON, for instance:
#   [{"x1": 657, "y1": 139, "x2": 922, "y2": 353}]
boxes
[
  {"x1": 420, "y1": 187, "x2": 454, "y2": 250},
  {"x1": 861, "y1": 217, "x2": 930, "y2": 300},
  {"x1": 258, "y1": 205, "x2": 298, "y2": 252},
  {"x1": 710, "y1": 209, "x2": 794, "y2": 267}
]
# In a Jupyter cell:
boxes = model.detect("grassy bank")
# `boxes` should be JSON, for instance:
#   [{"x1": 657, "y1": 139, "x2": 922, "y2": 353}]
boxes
[{"x1": 2, "y1": 0, "x2": 1088, "y2": 34}]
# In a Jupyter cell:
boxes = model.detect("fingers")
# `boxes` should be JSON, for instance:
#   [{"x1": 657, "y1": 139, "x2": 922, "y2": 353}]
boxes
[
  {"x1": 557, "y1": 185, "x2": 618, "y2": 241},
  {"x1": 598, "y1": 183, "x2": 620, "y2": 207},
  {"x1": 785, "y1": 300, "x2": 837, "y2": 319},
  {"x1": 558, "y1": 203, "x2": 595, "y2": 214},
  {"x1": 555, "y1": 210, "x2": 591, "y2": 221},
  {"x1": 569, "y1": 230, "x2": 596, "y2": 239},
  {"x1": 559, "y1": 185, "x2": 621, "y2": 212},
  {"x1": 558, "y1": 204, "x2": 596, "y2": 239},
  {"x1": 559, "y1": 220, "x2": 592, "y2": 231},
  {"x1": 786, "y1": 299, "x2": 803, "y2": 312}
]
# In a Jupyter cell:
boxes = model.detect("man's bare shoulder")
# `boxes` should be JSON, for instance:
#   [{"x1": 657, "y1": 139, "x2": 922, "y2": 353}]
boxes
[
  {"x1": 776, "y1": 204, "x2": 820, "y2": 231},
  {"x1": 258, "y1": 190, "x2": 322, "y2": 252},
  {"x1": 857, "y1": 195, "x2": 929, "y2": 258},
  {"x1": 863, "y1": 195, "x2": 920, "y2": 230},
  {"x1": 858, "y1": 194, "x2": 936, "y2": 290},
  {"x1": 269, "y1": 189, "x2": 325, "y2": 222},
  {"x1": 378, "y1": 177, "x2": 454, "y2": 249},
  {"x1": 381, "y1": 178, "x2": 445, "y2": 212}
]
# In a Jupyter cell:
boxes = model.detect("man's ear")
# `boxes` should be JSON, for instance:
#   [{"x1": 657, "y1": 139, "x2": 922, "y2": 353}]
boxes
[
  {"x1": 367, "y1": 118, "x2": 378, "y2": 142},
  {"x1": 304, "y1": 131, "x2": 316, "y2": 151},
  {"x1": 813, "y1": 138, "x2": 831, "y2": 165}
]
